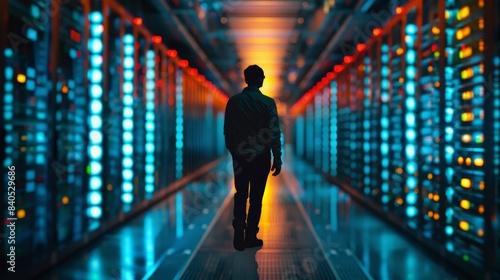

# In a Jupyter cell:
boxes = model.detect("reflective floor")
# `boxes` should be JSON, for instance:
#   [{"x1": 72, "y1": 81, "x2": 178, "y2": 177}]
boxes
[{"x1": 41, "y1": 149, "x2": 464, "y2": 280}]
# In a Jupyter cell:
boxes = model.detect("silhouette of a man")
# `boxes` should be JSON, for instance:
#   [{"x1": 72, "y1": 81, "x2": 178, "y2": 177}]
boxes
[{"x1": 224, "y1": 65, "x2": 282, "y2": 251}]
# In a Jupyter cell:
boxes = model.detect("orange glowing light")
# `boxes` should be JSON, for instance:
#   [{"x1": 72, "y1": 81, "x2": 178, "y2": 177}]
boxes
[
  {"x1": 458, "y1": 156, "x2": 464, "y2": 165},
  {"x1": 152, "y1": 36, "x2": 162, "y2": 44},
  {"x1": 372, "y1": 28, "x2": 382, "y2": 36},
  {"x1": 62, "y1": 85, "x2": 69, "y2": 94},
  {"x1": 395, "y1": 6, "x2": 405, "y2": 15},
  {"x1": 189, "y1": 68, "x2": 198, "y2": 75},
  {"x1": 428, "y1": 210, "x2": 433, "y2": 217},
  {"x1": 344, "y1": 56, "x2": 353, "y2": 64},
  {"x1": 356, "y1": 43, "x2": 366, "y2": 52},
  {"x1": 433, "y1": 213, "x2": 440, "y2": 220},
  {"x1": 167, "y1": 49, "x2": 177, "y2": 58},
  {"x1": 474, "y1": 158, "x2": 484, "y2": 167},
  {"x1": 428, "y1": 193, "x2": 434, "y2": 200},
  {"x1": 479, "y1": 205, "x2": 484, "y2": 214},
  {"x1": 133, "y1": 17, "x2": 143, "y2": 26},
  {"x1": 459, "y1": 221, "x2": 469, "y2": 231},
  {"x1": 465, "y1": 157, "x2": 472, "y2": 166},
  {"x1": 479, "y1": 181, "x2": 485, "y2": 191},
  {"x1": 433, "y1": 194, "x2": 440, "y2": 202},
  {"x1": 460, "y1": 199, "x2": 471, "y2": 209},
  {"x1": 62, "y1": 196, "x2": 69, "y2": 204},
  {"x1": 179, "y1": 60, "x2": 189, "y2": 68},
  {"x1": 17, "y1": 209, "x2": 26, "y2": 219},
  {"x1": 17, "y1": 74, "x2": 26, "y2": 83}
]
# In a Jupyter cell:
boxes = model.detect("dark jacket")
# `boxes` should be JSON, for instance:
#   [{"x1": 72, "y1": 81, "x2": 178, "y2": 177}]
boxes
[{"x1": 224, "y1": 86, "x2": 282, "y2": 163}]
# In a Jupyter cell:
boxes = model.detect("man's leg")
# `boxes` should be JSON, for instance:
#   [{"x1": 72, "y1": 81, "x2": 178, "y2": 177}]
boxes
[
  {"x1": 232, "y1": 156, "x2": 250, "y2": 251},
  {"x1": 246, "y1": 154, "x2": 271, "y2": 247}
]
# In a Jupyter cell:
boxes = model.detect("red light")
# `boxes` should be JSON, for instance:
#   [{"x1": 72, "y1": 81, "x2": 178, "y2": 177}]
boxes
[
  {"x1": 133, "y1": 18, "x2": 143, "y2": 26},
  {"x1": 344, "y1": 56, "x2": 354, "y2": 64},
  {"x1": 373, "y1": 28, "x2": 382, "y2": 36},
  {"x1": 167, "y1": 49, "x2": 177, "y2": 58},
  {"x1": 152, "y1": 36, "x2": 162, "y2": 44},
  {"x1": 334, "y1": 65, "x2": 344, "y2": 73},
  {"x1": 395, "y1": 6, "x2": 405, "y2": 15},
  {"x1": 70, "y1": 29, "x2": 81, "y2": 42},
  {"x1": 156, "y1": 80, "x2": 163, "y2": 87},
  {"x1": 431, "y1": 44, "x2": 438, "y2": 52},
  {"x1": 356, "y1": 43, "x2": 366, "y2": 52},
  {"x1": 189, "y1": 68, "x2": 198, "y2": 75},
  {"x1": 327, "y1": 72, "x2": 334, "y2": 79},
  {"x1": 179, "y1": 60, "x2": 189, "y2": 68}
]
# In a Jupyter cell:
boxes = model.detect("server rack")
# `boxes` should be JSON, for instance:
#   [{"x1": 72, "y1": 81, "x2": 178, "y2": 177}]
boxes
[
  {"x1": 290, "y1": 0, "x2": 499, "y2": 278},
  {"x1": 1, "y1": 0, "x2": 229, "y2": 278}
]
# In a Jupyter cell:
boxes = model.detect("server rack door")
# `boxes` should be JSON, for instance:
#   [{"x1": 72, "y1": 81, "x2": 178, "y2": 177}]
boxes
[
  {"x1": 50, "y1": 0, "x2": 88, "y2": 247},
  {"x1": 3, "y1": 0, "x2": 53, "y2": 272}
]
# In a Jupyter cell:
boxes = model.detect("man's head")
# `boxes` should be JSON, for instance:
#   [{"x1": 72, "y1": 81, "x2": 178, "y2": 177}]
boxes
[{"x1": 244, "y1": 65, "x2": 265, "y2": 87}]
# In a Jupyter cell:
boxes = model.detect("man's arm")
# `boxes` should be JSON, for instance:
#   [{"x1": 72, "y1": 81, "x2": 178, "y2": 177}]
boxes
[
  {"x1": 224, "y1": 99, "x2": 234, "y2": 152},
  {"x1": 268, "y1": 99, "x2": 282, "y2": 164}
]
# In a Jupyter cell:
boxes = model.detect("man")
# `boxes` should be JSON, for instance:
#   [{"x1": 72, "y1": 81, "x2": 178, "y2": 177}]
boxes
[{"x1": 224, "y1": 65, "x2": 282, "y2": 251}]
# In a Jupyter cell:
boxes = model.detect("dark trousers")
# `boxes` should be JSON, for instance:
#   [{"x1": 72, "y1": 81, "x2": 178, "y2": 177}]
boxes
[{"x1": 231, "y1": 152, "x2": 271, "y2": 235}]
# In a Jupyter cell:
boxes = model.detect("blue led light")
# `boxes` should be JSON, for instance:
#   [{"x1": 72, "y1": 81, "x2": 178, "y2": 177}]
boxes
[
  {"x1": 4, "y1": 48, "x2": 13, "y2": 57},
  {"x1": 30, "y1": 4, "x2": 40, "y2": 18},
  {"x1": 123, "y1": 34, "x2": 134, "y2": 44},
  {"x1": 89, "y1": 146, "x2": 102, "y2": 159},
  {"x1": 122, "y1": 170, "x2": 133, "y2": 180},
  {"x1": 90, "y1": 161, "x2": 102, "y2": 175},
  {"x1": 123, "y1": 119, "x2": 133, "y2": 130},
  {"x1": 88, "y1": 206, "x2": 102, "y2": 218},
  {"x1": 122, "y1": 158, "x2": 133, "y2": 168},
  {"x1": 124, "y1": 70, "x2": 134, "y2": 80},
  {"x1": 123, "y1": 95, "x2": 133, "y2": 105},
  {"x1": 406, "y1": 206, "x2": 418, "y2": 217},
  {"x1": 123, "y1": 144, "x2": 133, "y2": 155},
  {"x1": 122, "y1": 182, "x2": 133, "y2": 192},
  {"x1": 406, "y1": 193, "x2": 417, "y2": 204},
  {"x1": 5, "y1": 67, "x2": 13, "y2": 79},
  {"x1": 89, "y1": 176, "x2": 102, "y2": 190},
  {"x1": 406, "y1": 50, "x2": 416, "y2": 64},
  {"x1": 90, "y1": 100, "x2": 102, "y2": 113},
  {"x1": 405, "y1": 113, "x2": 416, "y2": 127},
  {"x1": 123, "y1": 132, "x2": 133, "y2": 143},
  {"x1": 88, "y1": 191, "x2": 102, "y2": 204},
  {"x1": 123, "y1": 108, "x2": 134, "y2": 118},
  {"x1": 124, "y1": 57, "x2": 134, "y2": 69},
  {"x1": 90, "y1": 130, "x2": 102, "y2": 143},
  {"x1": 124, "y1": 45, "x2": 134, "y2": 55},
  {"x1": 89, "y1": 116, "x2": 102, "y2": 129},
  {"x1": 406, "y1": 129, "x2": 416, "y2": 141},
  {"x1": 89, "y1": 11, "x2": 103, "y2": 23},
  {"x1": 122, "y1": 193, "x2": 133, "y2": 203},
  {"x1": 89, "y1": 69, "x2": 103, "y2": 83},
  {"x1": 91, "y1": 85, "x2": 103, "y2": 98}
]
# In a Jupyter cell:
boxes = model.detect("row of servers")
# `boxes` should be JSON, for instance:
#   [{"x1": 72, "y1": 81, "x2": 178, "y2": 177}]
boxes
[
  {"x1": 291, "y1": 0, "x2": 499, "y2": 278},
  {"x1": 0, "y1": 0, "x2": 228, "y2": 278}
]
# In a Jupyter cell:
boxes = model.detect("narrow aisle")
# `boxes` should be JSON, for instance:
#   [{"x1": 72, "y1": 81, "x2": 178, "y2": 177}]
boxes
[{"x1": 176, "y1": 174, "x2": 338, "y2": 280}]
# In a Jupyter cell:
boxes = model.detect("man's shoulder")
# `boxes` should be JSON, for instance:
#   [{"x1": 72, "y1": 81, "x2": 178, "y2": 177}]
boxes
[{"x1": 258, "y1": 93, "x2": 275, "y2": 105}]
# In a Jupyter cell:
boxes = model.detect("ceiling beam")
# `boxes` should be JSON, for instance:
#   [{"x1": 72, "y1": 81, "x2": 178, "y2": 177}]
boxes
[
  {"x1": 147, "y1": 0, "x2": 233, "y2": 94},
  {"x1": 297, "y1": 0, "x2": 377, "y2": 90}
]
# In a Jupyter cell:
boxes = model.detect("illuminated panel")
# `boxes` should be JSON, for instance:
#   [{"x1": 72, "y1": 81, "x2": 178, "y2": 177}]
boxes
[
  {"x1": 349, "y1": 65, "x2": 362, "y2": 189},
  {"x1": 314, "y1": 91, "x2": 322, "y2": 168},
  {"x1": 295, "y1": 116, "x2": 304, "y2": 157},
  {"x1": 322, "y1": 87, "x2": 330, "y2": 173},
  {"x1": 121, "y1": 34, "x2": 134, "y2": 204},
  {"x1": 369, "y1": 45, "x2": 381, "y2": 197},
  {"x1": 306, "y1": 103, "x2": 314, "y2": 162},
  {"x1": 3, "y1": 1, "x2": 51, "y2": 265},
  {"x1": 144, "y1": 50, "x2": 156, "y2": 193},
  {"x1": 87, "y1": 11, "x2": 104, "y2": 220},
  {"x1": 337, "y1": 75, "x2": 351, "y2": 183},
  {"x1": 53, "y1": 1, "x2": 86, "y2": 245},
  {"x1": 380, "y1": 42, "x2": 390, "y2": 204},
  {"x1": 419, "y1": 0, "x2": 443, "y2": 240},
  {"x1": 363, "y1": 56, "x2": 371, "y2": 195},
  {"x1": 175, "y1": 67, "x2": 183, "y2": 179},
  {"x1": 404, "y1": 23, "x2": 418, "y2": 225},
  {"x1": 444, "y1": 0, "x2": 487, "y2": 267},
  {"x1": 330, "y1": 81, "x2": 338, "y2": 177},
  {"x1": 389, "y1": 25, "x2": 405, "y2": 211}
]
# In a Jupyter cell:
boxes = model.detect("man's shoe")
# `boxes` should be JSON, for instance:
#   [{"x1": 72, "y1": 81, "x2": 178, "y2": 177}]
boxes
[
  {"x1": 245, "y1": 237, "x2": 263, "y2": 248},
  {"x1": 233, "y1": 230, "x2": 245, "y2": 251}
]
